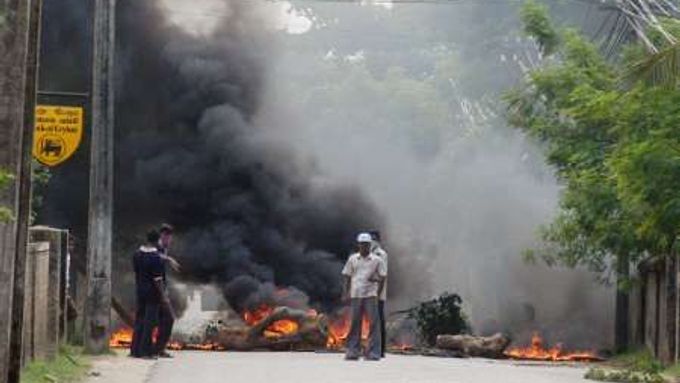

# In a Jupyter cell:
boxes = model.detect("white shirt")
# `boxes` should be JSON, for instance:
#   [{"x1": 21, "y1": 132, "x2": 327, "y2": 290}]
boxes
[
  {"x1": 342, "y1": 252, "x2": 387, "y2": 298},
  {"x1": 372, "y1": 244, "x2": 388, "y2": 301}
]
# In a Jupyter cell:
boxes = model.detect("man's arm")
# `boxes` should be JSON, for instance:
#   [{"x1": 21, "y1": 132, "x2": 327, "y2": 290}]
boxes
[
  {"x1": 342, "y1": 275, "x2": 352, "y2": 302},
  {"x1": 378, "y1": 278, "x2": 385, "y2": 300},
  {"x1": 160, "y1": 254, "x2": 181, "y2": 272},
  {"x1": 371, "y1": 257, "x2": 387, "y2": 292},
  {"x1": 341, "y1": 256, "x2": 354, "y2": 302}
]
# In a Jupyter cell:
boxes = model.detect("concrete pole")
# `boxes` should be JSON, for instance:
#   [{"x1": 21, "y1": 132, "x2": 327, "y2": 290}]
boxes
[
  {"x1": 83, "y1": 0, "x2": 115, "y2": 354},
  {"x1": 0, "y1": 0, "x2": 41, "y2": 381},
  {"x1": 30, "y1": 227, "x2": 62, "y2": 360}
]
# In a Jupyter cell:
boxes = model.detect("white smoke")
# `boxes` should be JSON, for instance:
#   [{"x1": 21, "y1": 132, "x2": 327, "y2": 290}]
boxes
[{"x1": 256, "y1": 1, "x2": 615, "y2": 348}]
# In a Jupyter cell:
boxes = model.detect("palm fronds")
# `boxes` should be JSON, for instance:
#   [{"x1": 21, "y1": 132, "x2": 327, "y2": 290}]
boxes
[
  {"x1": 590, "y1": 0, "x2": 680, "y2": 53},
  {"x1": 581, "y1": 0, "x2": 680, "y2": 87},
  {"x1": 622, "y1": 41, "x2": 680, "y2": 87}
]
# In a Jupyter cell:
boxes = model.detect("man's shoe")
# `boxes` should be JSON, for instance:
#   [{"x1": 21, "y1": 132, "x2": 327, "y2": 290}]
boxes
[
  {"x1": 140, "y1": 355, "x2": 158, "y2": 360},
  {"x1": 365, "y1": 356, "x2": 381, "y2": 361},
  {"x1": 345, "y1": 355, "x2": 360, "y2": 361},
  {"x1": 157, "y1": 351, "x2": 173, "y2": 358}
]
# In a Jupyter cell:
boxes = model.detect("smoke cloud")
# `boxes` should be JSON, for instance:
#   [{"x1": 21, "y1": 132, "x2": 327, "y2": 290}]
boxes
[
  {"x1": 259, "y1": 2, "x2": 615, "y2": 348},
  {"x1": 39, "y1": 0, "x2": 615, "y2": 348},
  {"x1": 112, "y1": 0, "x2": 385, "y2": 313}
]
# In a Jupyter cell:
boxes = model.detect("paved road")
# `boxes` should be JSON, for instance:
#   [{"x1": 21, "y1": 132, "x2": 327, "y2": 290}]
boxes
[{"x1": 86, "y1": 351, "x2": 592, "y2": 383}]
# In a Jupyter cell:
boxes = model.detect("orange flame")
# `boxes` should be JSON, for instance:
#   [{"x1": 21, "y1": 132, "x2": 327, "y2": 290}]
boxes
[
  {"x1": 326, "y1": 312, "x2": 370, "y2": 349},
  {"x1": 242, "y1": 305, "x2": 301, "y2": 338},
  {"x1": 109, "y1": 326, "x2": 226, "y2": 352},
  {"x1": 109, "y1": 327, "x2": 134, "y2": 348},
  {"x1": 264, "y1": 320, "x2": 299, "y2": 338},
  {"x1": 243, "y1": 305, "x2": 274, "y2": 326},
  {"x1": 504, "y1": 332, "x2": 601, "y2": 362}
]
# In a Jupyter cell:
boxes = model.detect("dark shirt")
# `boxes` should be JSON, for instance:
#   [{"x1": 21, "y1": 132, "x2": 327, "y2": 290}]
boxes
[{"x1": 132, "y1": 246, "x2": 165, "y2": 303}]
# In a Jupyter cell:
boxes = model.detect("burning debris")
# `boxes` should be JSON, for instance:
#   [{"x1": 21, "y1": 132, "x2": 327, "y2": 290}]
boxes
[
  {"x1": 504, "y1": 333, "x2": 603, "y2": 362},
  {"x1": 110, "y1": 327, "x2": 134, "y2": 349},
  {"x1": 109, "y1": 294, "x2": 397, "y2": 353},
  {"x1": 110, "y1": 299, "x2": 604, "y2": 364}
]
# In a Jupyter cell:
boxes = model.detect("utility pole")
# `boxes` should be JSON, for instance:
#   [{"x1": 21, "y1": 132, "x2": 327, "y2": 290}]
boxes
[
  {"x1": 83, "y1": 0, "x2": 115, "y2": 354},
  {"x1": 0, "y1": 0, "x2": 42, "y2": 381}
]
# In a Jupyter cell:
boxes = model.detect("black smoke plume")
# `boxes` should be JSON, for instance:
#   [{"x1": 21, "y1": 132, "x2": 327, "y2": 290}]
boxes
[{"x1": 40, "y1": 0, "x2": 383, "y2": 313}]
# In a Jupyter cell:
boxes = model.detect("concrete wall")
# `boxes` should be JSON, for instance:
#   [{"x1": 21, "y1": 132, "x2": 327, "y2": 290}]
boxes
[
  {"x1": 17, "y1": 227, "x2": 70, "y2": 368},
  {"x1": 22, "y1": 241, "x2": 50, "y2": 365},
  {"x1": 631, "y1": 255, "x2": 680, "y2": 365},
  {"x1": 30, "y1": 227, "x2": 64, "y2": 359}
]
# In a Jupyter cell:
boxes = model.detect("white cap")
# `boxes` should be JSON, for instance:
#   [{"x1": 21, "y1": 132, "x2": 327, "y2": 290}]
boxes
[{"x1": 356, "y1": 233, "x2": 373, "y2": 243}]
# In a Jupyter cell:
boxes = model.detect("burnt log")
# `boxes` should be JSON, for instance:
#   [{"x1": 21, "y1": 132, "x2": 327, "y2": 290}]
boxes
[
  {"x1": 436, "y1": 333, "x2": 511, "y2": 358},
  {"x1": 212, "y1": 307, "x2": 328, "y2": 351}
]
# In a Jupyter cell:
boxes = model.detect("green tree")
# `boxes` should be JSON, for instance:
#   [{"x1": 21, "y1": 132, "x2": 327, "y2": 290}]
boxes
[{"x1": 507, "y1": 1, "x2": 680, "y2": 277}]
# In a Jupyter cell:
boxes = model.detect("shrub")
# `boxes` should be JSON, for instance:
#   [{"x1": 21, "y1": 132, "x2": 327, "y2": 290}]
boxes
[{"x1": 406, "y1": 292, "x2": 469, "y2": 346}]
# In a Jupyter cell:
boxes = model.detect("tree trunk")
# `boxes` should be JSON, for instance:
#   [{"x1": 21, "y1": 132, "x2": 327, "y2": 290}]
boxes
[{"x1": 436, "y1": 333, "x2": 511, "y2": 358}]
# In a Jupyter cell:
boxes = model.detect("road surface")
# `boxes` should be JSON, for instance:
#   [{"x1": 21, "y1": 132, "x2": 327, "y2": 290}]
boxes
[{"x1": 85, "y1": 351, "x2": 592, "y2": 383}]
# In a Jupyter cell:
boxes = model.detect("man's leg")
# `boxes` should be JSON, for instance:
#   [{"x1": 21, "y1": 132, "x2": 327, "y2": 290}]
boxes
[
  {"x1": 129, "y1": 299, "x2": 146, "y2": 357},
  {"x1": 345, "y1": 298, "x2": 363, "y2": 359},
  {"x1": 155, "y1": 304, "x2": 175, "y2": 356},
  {"x1": 365, "y1": 297, "x2": 382, "y2": 360},
  {"x1": 139, "y1": 302, "x2": 159, "y2": 357},
  {"x1": 379, "y1": 300, "x2": 386, "y2": 358}
]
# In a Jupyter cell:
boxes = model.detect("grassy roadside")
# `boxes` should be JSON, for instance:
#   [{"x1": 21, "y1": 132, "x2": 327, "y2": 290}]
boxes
[
  {"x1": 21, "y1": 345, "x2": 92, "y2": 383},
  {"x1": 585, "y1": 350, "x2": 680, "y2": 383}
]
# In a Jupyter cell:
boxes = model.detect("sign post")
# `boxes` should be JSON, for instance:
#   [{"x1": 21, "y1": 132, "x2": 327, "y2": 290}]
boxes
[{"x1": 33, "y1": 105, "x2": 84, "y2": 167}]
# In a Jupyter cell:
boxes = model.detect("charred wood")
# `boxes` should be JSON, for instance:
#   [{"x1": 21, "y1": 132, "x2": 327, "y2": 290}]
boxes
[{"x1": 436, "y1": 333, "x2": 511, "y2": 358}]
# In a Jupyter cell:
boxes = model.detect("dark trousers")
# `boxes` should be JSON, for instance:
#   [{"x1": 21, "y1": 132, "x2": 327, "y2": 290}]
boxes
[
  {"x1": 130, "y1": 299, "x2": 146, "y2": 357},
  {"x1": 346, "y1": 297, "x2": 381, "y2": 359},
  {"x1": 155, "y1": 304, "x2": 174, "y2": 354},
  {"x1": 138, "y1": 301, "x2": 160, "y2": 357},
  {"x1": 379, "y1": 300, "x2": 386, "y2": 357}
]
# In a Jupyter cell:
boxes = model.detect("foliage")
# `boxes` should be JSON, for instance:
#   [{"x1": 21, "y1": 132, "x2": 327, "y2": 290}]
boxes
[
  {"x1": 0, "y1": 168, "x2": 15, "y2": 223},
  {"x1": 585, "y1": 350, "x2": 665, "y2": 383},
  {"x1": 622, "y1": 18, "x2": 680, "y2": 89},
  {"x1": 584, "y1": 368, "x2": 664, "y2": 383},
  {"x1": 406, "y1": 292, "x2": 469, "y2": 347},
  {"x1": 507, "y1": 2, "x2": 680, "y2": 277},
  {"x1": 609, "y1": 350, "x2": 665, "y2": 374},
  {"x1": 20, "y1": 345, "x2": 91, "y2": 383},
  {"x1": 520, "y1": 0, "x2": 560, "y2": 56},
  {"x1": 663, "y1": 362, "x2": 680, "y2": 378},
  {"x1": 31, "y1": 161, "x2": 51, "y2": 223}
]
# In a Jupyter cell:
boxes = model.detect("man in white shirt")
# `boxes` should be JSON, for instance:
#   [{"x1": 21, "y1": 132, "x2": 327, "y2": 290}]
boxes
[
  {"x1": 370, "y1": 230, "x2": 388, "y2": 358},
  {"x1": 342, "y1": 233, "x2": 387, "y2": 361}
]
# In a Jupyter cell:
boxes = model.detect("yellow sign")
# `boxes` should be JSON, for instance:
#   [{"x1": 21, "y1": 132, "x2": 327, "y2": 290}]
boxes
[{"x1": 33, "y1": 105, "x2": 84, "y2": 167}]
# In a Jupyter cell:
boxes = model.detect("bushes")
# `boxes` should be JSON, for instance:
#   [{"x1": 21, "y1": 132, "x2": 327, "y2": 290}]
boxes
[
  {"x1": 585, "y1": 350, "x2": 665, "y2": 383},
  {"x1": 406, "y1": 292, "x2": 469, "y2": 346}
]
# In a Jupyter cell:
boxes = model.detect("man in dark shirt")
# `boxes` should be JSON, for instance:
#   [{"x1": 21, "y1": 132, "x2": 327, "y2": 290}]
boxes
[
  {"x1": 130, "y1": 230, "x2": 165, "y2": 358},
  {"x1": 155, "y1": 223, "x2": 178, "y2": 358}
]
